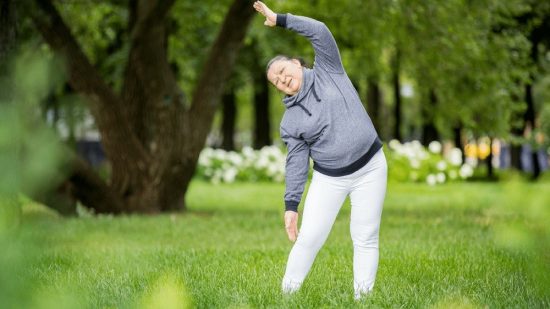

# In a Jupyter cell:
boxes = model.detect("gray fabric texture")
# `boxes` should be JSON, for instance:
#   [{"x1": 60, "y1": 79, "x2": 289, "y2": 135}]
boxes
[{"x1": 277, "y1": 14, "x2": 380, "y2": 212}]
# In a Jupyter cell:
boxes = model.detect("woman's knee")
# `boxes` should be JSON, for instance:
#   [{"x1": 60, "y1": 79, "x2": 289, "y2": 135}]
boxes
[
  {"x1": 350, "y1": 222, "x2": 379, "y2": 247},
  {"x1": 294, "y1": 229, "x2": 326, "y2": 251}
]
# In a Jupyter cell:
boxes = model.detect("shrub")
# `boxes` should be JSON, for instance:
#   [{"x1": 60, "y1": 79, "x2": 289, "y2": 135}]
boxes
[
  {"x1": 386, "y1": 140, "x2": 474, "y2": 185},
  {"x1": 196, "y1": 146, "x2": 285, "y2": 184}
]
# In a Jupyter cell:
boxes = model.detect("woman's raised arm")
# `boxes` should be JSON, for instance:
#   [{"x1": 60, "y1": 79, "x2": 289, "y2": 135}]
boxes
[{"x1": 253, "y1": 1, "x2": 344, "y2": 73}]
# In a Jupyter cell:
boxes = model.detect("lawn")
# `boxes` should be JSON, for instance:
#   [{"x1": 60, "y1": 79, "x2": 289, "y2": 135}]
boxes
[{"x1": 2, "y1": 180, "x2": 549, "y2": 308}]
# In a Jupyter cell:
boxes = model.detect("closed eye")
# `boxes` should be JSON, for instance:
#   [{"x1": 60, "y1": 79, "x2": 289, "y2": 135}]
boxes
[
  {"x1": 274, "y1": 66, "x2": 285, "y2": 86},
  {"x1": 279, "y1": 67, "x2": 285, "y2": 85}
]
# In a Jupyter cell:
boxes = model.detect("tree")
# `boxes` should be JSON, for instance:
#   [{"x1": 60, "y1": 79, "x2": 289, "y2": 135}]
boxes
[
  {"x1": 250, "y1": 38, "x2": 272, "y2": 149},
  {"x1": 0, "y1": 0, "x2": 17, "y2": 62},
  {"x1": 27, "y1": 0, "x2": 256, "y2": 214},
  {"x1": 0, "y1": 0, "x2": 17, "y2": 102},
  {"x1": 489, "y1": 0, "x2": 550, "y2": 177},
  {"x1": 515, "y1": 1, "x2": 550, "y2": 179},
  {"x1": 392, "y1": 47, "x2": 403, "y2": 141},
  {"x1": 220, "y1": 85, "x2": 237, "y2": 151}
]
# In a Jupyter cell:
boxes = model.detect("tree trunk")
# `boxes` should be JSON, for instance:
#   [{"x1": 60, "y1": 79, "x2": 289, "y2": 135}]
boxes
[
  {"x1": 253, "y1": 74, "x2": 271, "y2": 149},
  {"x1": 486, "y1": 137, "x2": 494, "y2": 180},
  {"x1": 392, "y1": 47, "x2": 402, "y2": 141},
  {"x1": 252, "y1": 39, "x2": 271, "y2": 149},
  {"x1": 525, "y1": 83, "x2": 540, "y2": 179},
  {"x1": 531, "y1": 150, "x2": 540, "y2": 179},
  {"x1": 0, "y1": 0, "x2": 17, "y2": 102},
  {"x1": 510, "y1": 124, "x2": 523, "y2": 171},
  {"x1": 453, "y1": 123, "x2": 465, "y2": 164},
  {"x1": 367, "y1": 76, "x2": 381, "y2": 135},
  {"x1": 421, "y1": 89, "x2": 440, "y2": 146},
  {"x1": 29, "y1": 0, "x2": 255, "y2": 214},
  {"x1": 510, "y1": 146, "x2": 523, "y2": 170},
  {"x1": 221, "y1": 88, "x2": 236, "y2": 151},
  {"x1": 0, "y1": 0, "x2": 16, "y2": 64}
]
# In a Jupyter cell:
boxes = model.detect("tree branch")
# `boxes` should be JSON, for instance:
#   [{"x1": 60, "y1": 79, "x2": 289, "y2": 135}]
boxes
[
  {"x1": 121, "y1": 0, "x2": 180, "y2": 147},
  {"x1": 29, "y1": 0, "x2": 151, "y2": 176},
  {"x1": 68, "y1": 155, "x2": 125, "y2": 214},
  {"x1": 187, "y1": 0, "x2": 256, "y2": 152},
  {"x1": 31, "y1": 0, "x2": 120, "y2": 108}
]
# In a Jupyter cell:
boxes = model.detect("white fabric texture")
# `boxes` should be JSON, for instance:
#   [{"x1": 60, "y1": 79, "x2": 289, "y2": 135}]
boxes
[{"x1": 282, "y1": 149, "x2": 387, "y2": 296}]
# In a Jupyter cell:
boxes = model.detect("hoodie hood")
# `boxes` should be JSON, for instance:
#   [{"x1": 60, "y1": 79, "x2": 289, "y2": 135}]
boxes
[{"x1": 282, "y1": 67, "x2": 318, "y2": 108}]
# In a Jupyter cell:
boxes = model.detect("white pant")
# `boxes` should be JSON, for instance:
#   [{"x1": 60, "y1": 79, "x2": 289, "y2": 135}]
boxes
[{"x1": 282, "y1": 149, "x2": 387, "y2": 297}]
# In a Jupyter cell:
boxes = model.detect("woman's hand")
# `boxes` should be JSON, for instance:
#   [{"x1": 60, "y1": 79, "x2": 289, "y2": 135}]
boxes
[
  {"x1": 284, "y1": 211, "x2": 299, "y2": 242},
  {"x1": 253, "y1": 1, "x2": 276, "y2": 27}
]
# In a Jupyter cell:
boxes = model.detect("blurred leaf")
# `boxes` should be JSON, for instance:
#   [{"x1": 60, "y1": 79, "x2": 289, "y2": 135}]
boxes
[{"x1": 139, "y1": 274, "x2": 193, "y2": 309}]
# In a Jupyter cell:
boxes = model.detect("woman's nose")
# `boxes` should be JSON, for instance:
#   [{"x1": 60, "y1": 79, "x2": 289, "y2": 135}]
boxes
[{"x1": 282, "y1": 75, "x2": 289, "y2": 85}]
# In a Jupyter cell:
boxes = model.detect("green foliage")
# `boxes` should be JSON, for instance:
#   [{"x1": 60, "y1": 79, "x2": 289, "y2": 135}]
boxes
[
  {"x1": 26, "y1": 1, "x2": 549, "y2": 148},
  {"x1": 169, "y1": 0, "x2": 232, "y2": 97},
  {"x1": 0, "y1": 51, "x2": 68, "y2": 308},
  {"x1": 0, "y1": 51, "x2": 68, "y2": 212},
  {"x1": 57, "y1": 1, "x2": 128, "y2": 89}
]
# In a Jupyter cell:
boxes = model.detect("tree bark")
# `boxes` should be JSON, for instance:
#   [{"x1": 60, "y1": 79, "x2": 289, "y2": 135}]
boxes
[
  {"x1": 0, "y1": 0, "x2": 17, "y2": 102},
  {"x1": 29, "y1": 0, "x2": 255, "y2": 214},
  {"x1": 421, "y1": 89, "x2": 439, "y2": 146},
  {"x1": 453, "y1": 123, "x2": 465, "y2": 164},
  {"x1": 524, "y1": 39, "x2": 540, "y2": 179},
  {"x1": 221, "y1": 88, "x2": 236, "y2": 151},
  {"x1": 486, "y1": 137, "x2": 495, "y2": 180},
  {"x1": 525, "y1": 82, "x2": 540, "y2": 179},
  {"x1": 0, "y1": 0, "x2": 16, "y2": 65},
  {"x1": 510, "y1": 124, "x2": 523, "y2": 171},
  {"x1": 252, "y1": 41, "x2": 271, "y2": 149},
  {"x1": 392, "y1": 47, "x2": 402, "y2": 141},
  {"x1": 187, "y1": 0, "x2": 255, "y2": 153},
  {"x1": 253, "y1": 73, "x2": 271, "y2": 149},
  {"x1": 367, "y1": 76, "x2": 382, "y2": 137}
]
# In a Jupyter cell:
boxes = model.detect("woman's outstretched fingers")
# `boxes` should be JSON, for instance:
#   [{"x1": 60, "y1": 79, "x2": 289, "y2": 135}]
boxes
[{"x1": 253, "y1": 1, "x2": 276, "y2": 27}]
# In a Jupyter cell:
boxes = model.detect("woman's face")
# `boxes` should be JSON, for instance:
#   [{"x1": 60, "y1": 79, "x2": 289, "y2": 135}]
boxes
[{"x1": 267, "y1": 59, "x2": 303, "y2": 96}]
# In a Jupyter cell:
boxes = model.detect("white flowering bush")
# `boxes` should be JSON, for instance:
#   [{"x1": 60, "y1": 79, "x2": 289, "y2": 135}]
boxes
[
  {"x1": 386, "y1": 140, "x2": 474, "y2": 185},
  {"x1": 196, "y1": 146, "x2": 286, "y2": 184},
  {"x1": 197, "y1": 140, "x2": 475, "y2": 185}
]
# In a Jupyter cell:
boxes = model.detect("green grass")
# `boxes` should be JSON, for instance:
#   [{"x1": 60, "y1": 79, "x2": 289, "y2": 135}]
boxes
[{"x1": 3, "y1": 180, "x2": 550, "y2": 308}]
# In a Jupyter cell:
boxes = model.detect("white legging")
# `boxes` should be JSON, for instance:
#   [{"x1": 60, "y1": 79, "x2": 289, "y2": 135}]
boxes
[{"x1": 282, "y1": 149, "x2": 387, "y2": 296}]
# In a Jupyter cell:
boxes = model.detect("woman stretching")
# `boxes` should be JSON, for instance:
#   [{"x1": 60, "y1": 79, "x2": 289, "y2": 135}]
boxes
[{"x1": 253, "y1": 1, "x2": 388, "y2": 300}]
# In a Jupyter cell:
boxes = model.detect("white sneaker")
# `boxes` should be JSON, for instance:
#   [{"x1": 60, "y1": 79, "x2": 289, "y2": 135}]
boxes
[
  {"x1": 354, "y1": 281, "x2": 374, "y2": 301},
  {"x1": 354, "y1": 289, "x2": 372, "y2": 301},
  {"x1": 282, "y1": 279, "x2": 301, "y2": 295}
]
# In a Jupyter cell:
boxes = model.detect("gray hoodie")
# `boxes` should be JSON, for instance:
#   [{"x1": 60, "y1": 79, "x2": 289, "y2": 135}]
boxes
[{"x1": 277, "y1": 13, "x2": 382, "y2": 212}]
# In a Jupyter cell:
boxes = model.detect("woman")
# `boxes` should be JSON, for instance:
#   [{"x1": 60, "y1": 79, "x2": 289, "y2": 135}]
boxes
[{"x1": 253, "y1": 1, "x2": 388, "y2": 300}]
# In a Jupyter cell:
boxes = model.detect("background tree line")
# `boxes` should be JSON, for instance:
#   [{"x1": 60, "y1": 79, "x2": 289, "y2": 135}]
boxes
[{"x1": 1, "y1": 0, "x2": 548, "y2": 215}]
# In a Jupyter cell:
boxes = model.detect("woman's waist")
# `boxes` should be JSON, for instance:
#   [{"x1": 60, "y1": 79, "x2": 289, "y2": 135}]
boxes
[{"x1": 311, "y1": 136, "x2": 382, "y2": 177}]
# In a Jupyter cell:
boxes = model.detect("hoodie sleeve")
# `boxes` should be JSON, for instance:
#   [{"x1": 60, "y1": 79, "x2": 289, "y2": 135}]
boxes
[
  {"x1": 281, "y1": 127, "x2": 310, "y2": 212},
  {"x1": 276, "y1": 13, "x2": 344, "y2": 74}
]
